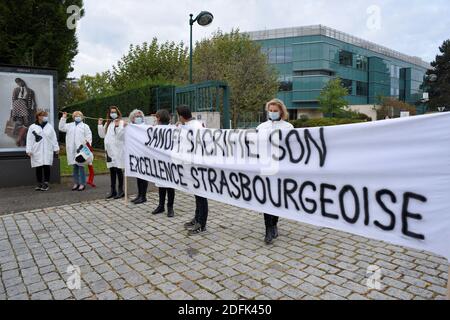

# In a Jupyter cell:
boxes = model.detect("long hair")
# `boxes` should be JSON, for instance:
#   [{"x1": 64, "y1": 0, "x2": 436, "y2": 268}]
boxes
[
  {"x1": 265, "y1": 98, "x2": 289, "y2": 121},
  {"x1": 105, "y1": 106, "x2": 122, "y2": 130},
  {"x1": 15, "y1": 78, "x2": 27, "y2": 88}
]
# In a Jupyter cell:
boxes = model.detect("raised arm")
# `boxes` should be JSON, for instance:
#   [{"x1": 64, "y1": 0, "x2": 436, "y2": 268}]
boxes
[
  {"x1": 58, "y1": 113, "x2": 69, "y2": 133},
  {"x1": 97, "y1": 118, "x2": 106, "y2": 139}
]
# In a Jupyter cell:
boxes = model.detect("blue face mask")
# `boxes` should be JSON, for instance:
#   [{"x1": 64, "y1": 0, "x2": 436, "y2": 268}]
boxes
[
  {"x1": 42, "y1": 117, "x2": 49, "y2": 123},
  {"x1": 74, "y1": 117, "x2": 82, "y2": 123},
  {"x1": 110, "y1": 113, "x2": 118, "y2": 120},
  {"x1": 134, "y1": 117, "x2": 144, "y2": 125},
  {"x1": 268, "y1": 111, "x2": 281, "y2": 121}
]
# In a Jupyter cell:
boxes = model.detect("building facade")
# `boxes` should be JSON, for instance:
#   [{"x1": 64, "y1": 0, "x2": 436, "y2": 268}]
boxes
[{"x1": 247, "y1": 25, "x2": 430, "y2": 120}]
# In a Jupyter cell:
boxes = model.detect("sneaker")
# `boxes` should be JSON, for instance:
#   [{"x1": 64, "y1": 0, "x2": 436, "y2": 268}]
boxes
[
  {"x1": 188, "y1": 223, "x2": 206, "y2": 236},
  {"x1": 184, "y1": 219, "x2": 197, "y2": 229},
  {"x1": 40, "y1": 183, "x2": 49, "y2": 191},
  {"x1": 72, "y1": 184, "x2": 79, "y2": 191},
  {"x1": 35, "y1": 184, "x2": 43, "y2": 191}
]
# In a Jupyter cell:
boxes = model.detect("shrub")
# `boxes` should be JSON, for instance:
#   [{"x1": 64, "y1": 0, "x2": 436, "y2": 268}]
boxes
[{"x1": 290, "y1": 117, "x2": 367, "y2": 128}]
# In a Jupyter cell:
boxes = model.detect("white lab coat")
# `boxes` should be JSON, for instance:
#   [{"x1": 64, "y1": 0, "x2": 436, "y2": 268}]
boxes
[
  {"x1": 26, "y1": 123, "x2": 60, "y2": 168},
  {"x1": 257, "y1": 120, "x2": 294, "y2": 130},
  {"x1": 98, "y1": 120, "x2": 125, "y2": 169},
  {"x1": 59, "y1": 118, "x2": 93, "y2": 166}
]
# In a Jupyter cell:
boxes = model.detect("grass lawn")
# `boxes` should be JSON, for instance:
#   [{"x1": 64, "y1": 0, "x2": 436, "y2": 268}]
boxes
[{"x1": 59, "y1": 155, "x2": 109, "y2": 176}]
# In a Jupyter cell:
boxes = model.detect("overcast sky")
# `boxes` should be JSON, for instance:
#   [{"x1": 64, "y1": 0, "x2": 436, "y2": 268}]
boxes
[{"x1": 70, "y1": 0, "x2": 449, "y2": 78}]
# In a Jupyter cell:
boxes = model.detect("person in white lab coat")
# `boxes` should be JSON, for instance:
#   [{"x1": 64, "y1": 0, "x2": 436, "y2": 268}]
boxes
[
  {"x1": 26, "y1": 110, "x2": 60, "y2": 191},
  {"x1": 59, "y1": 111, "x2": 93, "y2": 191},
  {"x1": 257, "y1": 99, "x2": 294, "y2": 245},
  {"x1": 128, "y1": 109, "x2": 149, "y2": 205},
  {"x1": 177, "y1": 105, "x2": 209, "y2": 236},
  {"x1": 98, "y1": 106, "x2": 126, "y2": 199}
]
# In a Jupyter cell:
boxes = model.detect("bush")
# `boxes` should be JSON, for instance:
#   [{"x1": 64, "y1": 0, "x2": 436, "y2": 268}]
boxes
[
  {"x1": 61, "y1": 83, "x2": 175, "y2": 148},
  {"x1": 290, "y1": 117, "x2": 367, "y2": 128}
]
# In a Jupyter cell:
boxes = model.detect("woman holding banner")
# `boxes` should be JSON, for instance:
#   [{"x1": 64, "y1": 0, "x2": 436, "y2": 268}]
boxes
[
  {"x1": 257, "y1": 99, "x2": 294, "y2": 245},
  {"x1": 151, "y1": 109, "x2": 176, "y2": 217},
  {"x1": 128, "y1": 109, "x2": 149, "y2": 205},
  {"x1": 59, "y1": 111, "x2": 93, "y2": 192},
  {"x1": 98, "y1": 106, "x2": 126, "y2": 200}
]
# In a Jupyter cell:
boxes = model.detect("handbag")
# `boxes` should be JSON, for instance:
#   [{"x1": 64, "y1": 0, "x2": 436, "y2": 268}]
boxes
[{"x1": 4, "y1": 112, "x2": 17, "y2": 138}]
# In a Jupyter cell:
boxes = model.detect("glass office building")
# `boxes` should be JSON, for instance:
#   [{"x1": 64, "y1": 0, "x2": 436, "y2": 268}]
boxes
[{"x1": 247, "y1": 25, "x2": 430, "y2": 119}]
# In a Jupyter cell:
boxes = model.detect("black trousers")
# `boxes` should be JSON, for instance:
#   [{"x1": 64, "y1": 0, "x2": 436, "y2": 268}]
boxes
[
  {"x1": 194, "y1": 196, "x2": 209, "y2": 228},
  {"x1": 36, "y1": 166, "x2": 50, "y2": 184},
  {"x1": 110, "y1": 167, "x2": 124, "y2": 191},
  {"x1": 264, "y1": 214, "x2": 279, "y2": 229},
  {"x1": 137, "y1": 179, "x2": 148, "y2": 198},
  {"x1": 158, "y1": 187, "x2": 175, "y2": 207}
]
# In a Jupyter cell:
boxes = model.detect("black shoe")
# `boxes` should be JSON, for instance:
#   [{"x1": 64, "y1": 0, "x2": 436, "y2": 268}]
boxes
[
  {"x1": 272, "y1": 225, "x2": 279, "y2": 239},
  {"x1": 167, "y1": 207, "x2": 175, "y2": 218},
  {"x1": 134, "y1": 197, "x2": 147, "y2": 205},
  {"x1": 152, "y1": 205, "x2": 165, "y2": 215},
  {"x1": 184, "y1": 219, "x2": 196, "y2": 229},
  {"x1": 188, "y1": 223, "x2": 206, "y2": 236},
  {"x1": 106, "y1": 188, "x2": 117, "y2": 199},
  {"x1": 40, "y1": 183, "x2": 49, "y2": 192},
  {"x1": 72, "y1": 184, "x2": 79, "y2": 191},
  {"x1": 131, "y1": 196, "x2": 140, "y2": 203},
  {"x1": 35, "y1": 184, "x2": 43, "y2": 191},
  {"x1": 265, "y1": 227, "x2": 274, "y2": 245},
  {"x1": 114, "y1": 191, "x2": 125, "y2": 199}
]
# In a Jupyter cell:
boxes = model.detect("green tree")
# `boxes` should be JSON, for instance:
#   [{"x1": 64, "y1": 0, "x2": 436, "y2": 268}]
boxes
[
  {"x1": 318, "y1": 78, "x2": 349, "y2": 117},
  {"x1": 426, "y1": 39, "x2": 450, "y2": 111},
  {"x1": 79, "y1": 72, "x2": 115, "y2": 99},
  {"x1": 192, "y1": 29, "x2": 279, "y2": 127},
  {"x1": 111, "y1": 39, "x2": 188, "y2": 92},
  {"x1": 58, "y1": 79, "x2": 88, "y2": 108},
  {"x1": 0, "y1": 0, "x2": 84, "y2": 81}
]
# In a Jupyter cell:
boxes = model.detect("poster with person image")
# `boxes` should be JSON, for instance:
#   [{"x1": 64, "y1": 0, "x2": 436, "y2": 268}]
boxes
[{"x1": 0, "y1": 66, "x2": 56, "y2": 153}]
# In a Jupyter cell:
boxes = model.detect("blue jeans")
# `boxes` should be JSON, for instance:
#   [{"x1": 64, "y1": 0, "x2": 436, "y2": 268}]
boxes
[{"x1": 73, "y1": 165, "x2": 86, "y2": 185}]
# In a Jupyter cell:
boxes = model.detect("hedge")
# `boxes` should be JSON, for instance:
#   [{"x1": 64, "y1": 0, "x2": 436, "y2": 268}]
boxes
[
  {"x1": 61, "y1": 84, "x2": 175, "y2": 149},
  {"x1": 290, "y1": 118, "x2": 368, "y2": 128}
]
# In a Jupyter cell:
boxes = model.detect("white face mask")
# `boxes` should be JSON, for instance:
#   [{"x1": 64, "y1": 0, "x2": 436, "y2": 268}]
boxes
[
  {"x1": 268, "y1": 111, "x2": 281, "y2": 121},
  {"x1": 42, "y1": 117, "x2": 49, "y2": 123},
  {"x1": 110, "y1": 113, "x2": 118, "y2": 120},
  {"x1": 75, "y1": 117, "x2": 82, "y2": 123},
  {"x1": 134, "y1": 117, "x2": 144, "y2": 125}
]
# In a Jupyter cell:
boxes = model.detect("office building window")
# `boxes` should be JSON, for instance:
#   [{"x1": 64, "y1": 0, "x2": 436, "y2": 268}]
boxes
[
  {"x1": 268, "y1": 48, "x2": 277, "y2": 64},
  {"x1": 339, "y1": 50, "x2": 353, "y2": 67},
  {"x1": 294, "y1": 70, "x2": 333, "y2": 76},
  {"x1": 356, "y1": 81, "x2": 368, "y2": 96},
  {"x1": 276, "y1": 47, "x2": 285, "y2": 64},
  {"x1": 279, "y1": 76, "x2": 293, "y2": 91},
  {"x1": 341, "y1": 78, "x2": 353, "y2": 94},
  {"x1": 285, "y1": 46, "x2": 293, "y2": 63},
  {"x1": 356, "y1": 55, "x2": 368, "y2": 71}
]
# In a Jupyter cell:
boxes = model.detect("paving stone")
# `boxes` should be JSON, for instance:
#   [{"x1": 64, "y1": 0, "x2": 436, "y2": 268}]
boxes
[{"x1": 0, "y1": 191, "x2": 447, "y2": 301}]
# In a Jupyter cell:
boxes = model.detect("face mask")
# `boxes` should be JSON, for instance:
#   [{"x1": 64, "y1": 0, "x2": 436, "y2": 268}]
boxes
[
  {"x1": 74, "y1": 117, "x2": 82, "y2": 123},
  {"x1": 110, "y1": 113, "x2": 118, "y2": 120},
  {"x1": 268, "y1": 111, "x2": 281, "y2": 121},
  {"x1": 134, "y1": 117, "x2": 144, "y2": 125},
  {"x1": 42, "y1": 117, "x2": 49, "y2": 123}
]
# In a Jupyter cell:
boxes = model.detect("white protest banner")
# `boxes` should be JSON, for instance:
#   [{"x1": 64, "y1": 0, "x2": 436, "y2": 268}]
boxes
[{"x1": 124, "y1": 113, "x2": 450, "y2": 262}]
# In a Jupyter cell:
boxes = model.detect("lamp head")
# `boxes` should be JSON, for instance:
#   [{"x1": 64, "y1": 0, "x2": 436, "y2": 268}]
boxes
[{"x1": 195, "y1": 11, "x2": 214, "y2": 26}]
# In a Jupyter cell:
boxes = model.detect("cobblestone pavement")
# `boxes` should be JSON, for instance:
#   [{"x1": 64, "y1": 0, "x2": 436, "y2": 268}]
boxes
[{"x1": 0, "y1": 191, "x2": 448, "y2": 300}]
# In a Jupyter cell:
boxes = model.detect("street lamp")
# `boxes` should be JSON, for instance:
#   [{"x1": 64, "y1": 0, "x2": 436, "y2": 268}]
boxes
[{"x1": 189, "y1": 11, "x2": 214, "y2": 84}]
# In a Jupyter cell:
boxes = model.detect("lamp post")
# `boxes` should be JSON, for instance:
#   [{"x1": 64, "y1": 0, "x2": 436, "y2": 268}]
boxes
[{"x1": 189, "y1": 11, "x2": 214, "y2": 84}]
